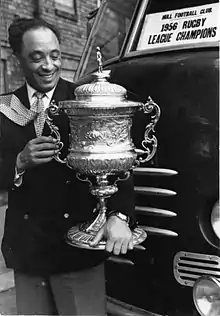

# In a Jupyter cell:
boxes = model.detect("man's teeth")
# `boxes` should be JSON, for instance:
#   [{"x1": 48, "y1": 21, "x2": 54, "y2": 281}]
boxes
[{"x1": 42, "y1": 74, "x2": 53, "y2": 78}]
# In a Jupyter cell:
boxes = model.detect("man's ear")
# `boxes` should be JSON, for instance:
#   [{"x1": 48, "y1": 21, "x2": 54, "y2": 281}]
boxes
[
  {"x1": 14, "y1": 55, "x2": 21, "y2": 67},
  {"x1": 13, "y1": 54, "x2": 24, "y2": 77}
]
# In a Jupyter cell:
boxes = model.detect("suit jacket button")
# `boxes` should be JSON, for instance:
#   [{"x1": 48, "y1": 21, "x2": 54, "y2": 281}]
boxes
[
  {"x1": 64, "y1": 213, "x2": 69, "y2": 219},
  {"x1": 66, "y1": 180, "x2": 71, "y2": 184},
  {"x1": 24, "y1": 214, "x2": 29, "y2": 220}
]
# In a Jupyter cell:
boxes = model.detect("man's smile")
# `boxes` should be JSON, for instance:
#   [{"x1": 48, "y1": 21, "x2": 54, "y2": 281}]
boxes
[{"x1": 38, "y1": 72, "x2": 57, "y2": 81}]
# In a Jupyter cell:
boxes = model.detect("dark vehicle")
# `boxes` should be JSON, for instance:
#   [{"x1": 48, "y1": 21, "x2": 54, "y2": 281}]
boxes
[{"x1": 75, "y1": 0, "x2": 220, "y2": 315}]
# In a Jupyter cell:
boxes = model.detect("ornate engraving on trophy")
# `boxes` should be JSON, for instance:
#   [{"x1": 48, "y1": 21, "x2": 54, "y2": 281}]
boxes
[
  {"x1": 84, "y1": 118, "x2": 130, "y2": 147},
  {"x1": 69, "y1": 118, "x2": 132, "y2": 150}
]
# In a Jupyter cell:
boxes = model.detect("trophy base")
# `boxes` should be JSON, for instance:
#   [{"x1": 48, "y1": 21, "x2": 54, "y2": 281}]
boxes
[{"x1": 66, "y1": 224, "x2": 147, "y2": 250}]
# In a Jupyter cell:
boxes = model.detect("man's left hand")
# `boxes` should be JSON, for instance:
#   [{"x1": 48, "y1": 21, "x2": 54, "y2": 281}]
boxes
[{"x1": 89, "y1": 215, "x2": 133, "y2": 255}]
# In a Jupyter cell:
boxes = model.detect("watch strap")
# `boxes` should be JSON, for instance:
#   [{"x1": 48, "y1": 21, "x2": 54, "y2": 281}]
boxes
[{"x1": 108, "y1": 211, "x2": 130, "y2": 224}]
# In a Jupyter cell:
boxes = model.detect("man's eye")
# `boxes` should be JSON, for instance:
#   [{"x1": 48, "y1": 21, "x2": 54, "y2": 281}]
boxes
[
  {"x1": 31, "y1": 56, "x2": 42, "y2": 63},
  {"x1": 51, "y1": 54, "x2": 60, "y2": 60}
]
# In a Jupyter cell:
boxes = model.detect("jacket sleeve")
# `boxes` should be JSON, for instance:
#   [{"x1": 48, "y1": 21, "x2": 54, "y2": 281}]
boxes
[
  {"x1": 0, "y1": 113, "x2": 18, "y2": 190},
  {"x1": 107, "y1": 171, "x2": 135, "y2": 223}
]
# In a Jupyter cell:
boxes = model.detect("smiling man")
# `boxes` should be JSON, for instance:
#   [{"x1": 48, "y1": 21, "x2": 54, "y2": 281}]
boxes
[
  {"x1": 0, "y1": 18, "x2": 135, "y2": 315},
  {"x1": 18, "y1": 26, "x2": 61, "y2": 92}
]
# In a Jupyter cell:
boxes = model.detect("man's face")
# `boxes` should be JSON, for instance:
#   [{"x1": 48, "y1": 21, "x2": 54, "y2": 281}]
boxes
[{"x1": 17, "y1": 27, "x2": 62, "y2": 92}]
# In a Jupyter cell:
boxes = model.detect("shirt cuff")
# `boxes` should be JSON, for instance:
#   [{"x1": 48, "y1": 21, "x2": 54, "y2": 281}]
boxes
[{"x1": 14, "y1": 167, "x2": 25, "y2": 187}]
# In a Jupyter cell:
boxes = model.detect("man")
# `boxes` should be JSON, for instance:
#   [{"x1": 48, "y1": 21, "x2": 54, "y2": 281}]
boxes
[{"x1": 0, "y1": 18, "x2": 135, "y2": 315}]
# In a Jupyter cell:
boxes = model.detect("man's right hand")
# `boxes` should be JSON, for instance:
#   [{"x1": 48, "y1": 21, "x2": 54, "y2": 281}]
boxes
[{"x1": 16, "y1": 136, "x2": 60, "y2": 170}]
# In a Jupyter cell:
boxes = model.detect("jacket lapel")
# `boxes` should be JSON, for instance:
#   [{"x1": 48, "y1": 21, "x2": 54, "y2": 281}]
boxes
[
  {"x1": 13, "y1": 84, "x2": 36, "y2": 138},
  {"x1": 52, "y1": 78, "x2": 76, "y2": 104},
  {"x1": 14, "y1": 84, "x2": 31, "y2": 109}
]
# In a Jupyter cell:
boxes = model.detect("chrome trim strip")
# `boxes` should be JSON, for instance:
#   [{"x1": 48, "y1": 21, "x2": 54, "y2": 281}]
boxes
[
  {"x1": 179, "y1": 259, "x2": 220, "y2": 269},
  {"x1": 133, "y1": 167, "x2": 178, "y2": 176},
  {"x1": 176, "y1": 251, "x2": 220, "y2": 261},
  {"x1": 134, "y1": 244, "x2": 146, "y2": 251},
  {"x1": 134, "y1": 186, "x2": 177, "y2": 196},
  {"x1": 107, "y1": 256, "x2": 135, "y2": 265},
  {"x1": 135, "y1": 206, "x2": 177, "y2": 217},
  {"x1": 173, "y1": 251, "x2": 220, "y2": 287},
  {"x1": 179, "y1": 266, "x2": 220, "y2": 277},
  {"x1": 107, "y1": 296, "x2": 163, "y2": 316},
  {"x1": 125, "y1": 41, "x2": 219, "y2": 57},
  {"x1": 178, "y1": 272, "x2": 201, "y2": 279},
  {"x1": 140, "y1": 226, "x2": 178, "y2": 237}
]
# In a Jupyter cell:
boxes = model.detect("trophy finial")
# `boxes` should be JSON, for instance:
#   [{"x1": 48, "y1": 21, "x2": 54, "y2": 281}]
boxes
[{"x1": 96, "y1": 46, "x2": 103, "y2": 73}]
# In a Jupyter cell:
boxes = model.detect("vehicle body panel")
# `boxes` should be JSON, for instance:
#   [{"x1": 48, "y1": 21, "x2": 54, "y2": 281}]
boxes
[{"x1": 104, "y1": 48, "x2": 219, "y2": 315}]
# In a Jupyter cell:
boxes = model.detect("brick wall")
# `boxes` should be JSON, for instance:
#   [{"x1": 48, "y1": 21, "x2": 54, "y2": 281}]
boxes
[{"x1": 0, "y1": 0, "x2": 97, "y2": 93}]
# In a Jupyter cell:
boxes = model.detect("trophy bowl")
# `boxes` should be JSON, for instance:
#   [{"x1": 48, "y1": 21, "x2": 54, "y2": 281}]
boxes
[{"x1": 56, "y1": 51, "x2": 160, "y2": 250}]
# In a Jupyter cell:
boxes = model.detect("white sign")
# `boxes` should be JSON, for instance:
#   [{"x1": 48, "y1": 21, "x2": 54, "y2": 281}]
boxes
[{"x1": 137, "y1": 3, "x2": 220, "y2": 51}]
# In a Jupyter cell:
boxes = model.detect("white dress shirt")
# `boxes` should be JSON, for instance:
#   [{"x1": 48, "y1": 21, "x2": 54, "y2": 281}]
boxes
[{"x1": 26, "y1": 82, "x2": 56, "y2": 110}]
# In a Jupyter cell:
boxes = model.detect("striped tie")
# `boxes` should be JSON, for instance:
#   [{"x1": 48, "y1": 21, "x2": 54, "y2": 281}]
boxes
[{"x1": 31, "y1": 92, "x2": 46, "y2": 137}]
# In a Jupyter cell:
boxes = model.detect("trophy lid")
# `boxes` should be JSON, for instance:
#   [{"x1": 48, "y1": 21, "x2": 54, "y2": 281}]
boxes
[{"x1": 74, "y1": 47, "x2": 127, "y2": 102}]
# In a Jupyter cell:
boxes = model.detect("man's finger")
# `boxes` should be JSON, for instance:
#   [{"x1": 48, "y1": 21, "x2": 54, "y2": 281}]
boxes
[
  {"x1": 33, "y1": 157, "x2": 54, "y2": 164},
  {"x1": 30, "y1": 136, "x2": 57, "y2": 144},
  {"x1": 128, "y1": 239, "x2": 134, "y2": 250},
  {"x1": 112, "y1": 240, "x2": 122, "y2": 255},
  {"x1": 34, "y1": 142, "x2": 59, "y2": 151},
  {"x1": 105, "y1": 239, "x2": 114, "y2": 253},
  {"x1": 35, "y1": 149, "x2": 59, "y2": 158},
  {"x1": 121, "y1": 241, "x2": 129, "y2": 254},
  {"x1": 89, "y1": 227, "x2": 104, "y2": 247}
]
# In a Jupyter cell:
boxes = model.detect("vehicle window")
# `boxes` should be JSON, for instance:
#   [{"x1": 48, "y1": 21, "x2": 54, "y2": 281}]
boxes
[
  {"x1": 76, "y1": 0, "x2": 138, "y2": 79},
  {"x1": 131, "y1": 0, "x2": 219, "y2": 53}
]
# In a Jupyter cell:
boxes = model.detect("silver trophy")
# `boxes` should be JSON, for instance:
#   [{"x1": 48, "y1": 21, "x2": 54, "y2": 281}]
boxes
[{"x1": 47, "y1": 48, "x2": 160, "y2": 250}]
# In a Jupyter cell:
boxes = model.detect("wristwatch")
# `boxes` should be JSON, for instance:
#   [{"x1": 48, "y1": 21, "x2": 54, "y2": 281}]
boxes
[{"x1": 112, "y1": 212, "x2": 130, "y2": 224}]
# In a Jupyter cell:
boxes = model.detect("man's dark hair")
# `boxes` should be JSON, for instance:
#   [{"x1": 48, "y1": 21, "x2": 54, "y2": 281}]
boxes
[{"x1": 8, "y1": 17, "x2": 61, "y2": 55}]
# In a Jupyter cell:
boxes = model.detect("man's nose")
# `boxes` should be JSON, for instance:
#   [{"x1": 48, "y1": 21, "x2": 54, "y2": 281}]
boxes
[{"x1": 42, "y1": 57, "x2": 54, "y2": 71}]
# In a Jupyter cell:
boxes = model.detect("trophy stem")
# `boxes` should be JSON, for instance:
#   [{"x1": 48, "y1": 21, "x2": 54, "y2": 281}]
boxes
[
  {"x1": 66, "y1": 174, "x2": 118, "y2": 249},
  {"x1": 85, "y1": 197, "x2": 107, "y2": 234}
]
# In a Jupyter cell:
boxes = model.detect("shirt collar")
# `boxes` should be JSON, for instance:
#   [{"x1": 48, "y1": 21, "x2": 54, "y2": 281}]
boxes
[{"x1": 26, "y1": 82, "x2": 56, "y2": 103}]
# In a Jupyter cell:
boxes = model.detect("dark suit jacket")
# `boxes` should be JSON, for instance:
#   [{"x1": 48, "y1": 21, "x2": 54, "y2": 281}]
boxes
[{"x1": 0, "y1": 78, "x2": 135, "y2": 276}]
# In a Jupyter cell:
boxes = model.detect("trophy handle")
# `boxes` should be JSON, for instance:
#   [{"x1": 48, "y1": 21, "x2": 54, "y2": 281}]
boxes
[
  {"x1": 45, "y1": 101, "x2": 67, "y2": 164},
  {"x1": 134, "y1": 96, "x2": 161, "y2": 166}
]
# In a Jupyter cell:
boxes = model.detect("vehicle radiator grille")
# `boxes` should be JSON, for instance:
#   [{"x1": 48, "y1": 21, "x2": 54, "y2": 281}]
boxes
[
  {"x1": 134, "y1": 167, "x2": 178, "y2": 237},
  {"x1": 174, "y1": 251, "x2": 220, "y2": 287}
]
